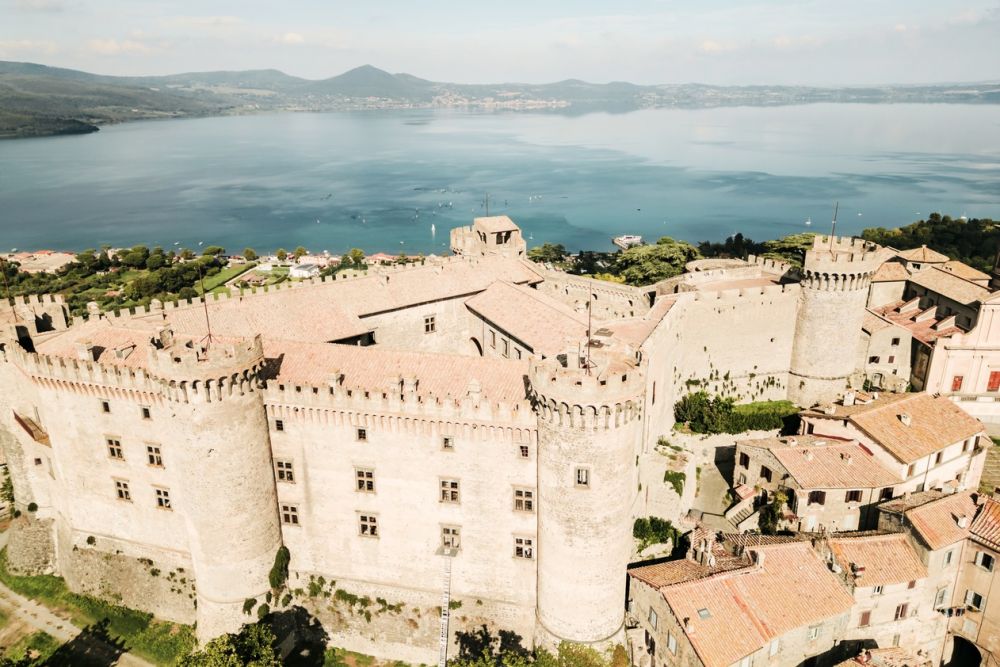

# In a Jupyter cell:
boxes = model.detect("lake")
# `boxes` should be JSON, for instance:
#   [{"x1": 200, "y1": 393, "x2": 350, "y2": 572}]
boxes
[{"x1": 1, "y1": 104, "x2": 999, "y2": 255}]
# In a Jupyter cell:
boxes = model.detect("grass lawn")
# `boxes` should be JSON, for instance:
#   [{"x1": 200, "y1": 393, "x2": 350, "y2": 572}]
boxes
[
  {"x1": 0, "y1": 550, "x2": 195, "y2": 665},
  {"x1": 732, "y1": 399, "x2": 798, "y2": 417},
  {"x1": 196, "y1": 262, "x2": 256, "y2": 294},
  {"x1": 2, "y1": 630, "x2": 62, "y2": 664}
]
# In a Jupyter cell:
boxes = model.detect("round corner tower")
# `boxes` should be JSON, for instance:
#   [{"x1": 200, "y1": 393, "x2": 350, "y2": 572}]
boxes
[
  {"x1": 147, "y1": 329, "x2": 282, "y2": 642},
  {"x1": 788, "y1": 235, "x2": 881, "y2": 407},
  {"x1": 529, "y1": 354, "x2": 644, "y2": 647}
]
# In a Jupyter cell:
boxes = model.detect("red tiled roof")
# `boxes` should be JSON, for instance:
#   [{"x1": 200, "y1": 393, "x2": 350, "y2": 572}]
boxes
[
  {"x1": 897, "y1": 491, "x2": 978, "y2": 550},
  {"x1": 465, "y1": 281, "x2": 588, "y2": 355},
  {"x1": 970, "y1": 497, "x2": 1000, "y2": 551},
  {"x1": 828, "y1": 533, "x2": 927, "y2": 587}
]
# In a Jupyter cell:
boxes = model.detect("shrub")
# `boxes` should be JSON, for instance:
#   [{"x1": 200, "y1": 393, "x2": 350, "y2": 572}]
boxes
[
  {"x1": 663, "y1": 471, "x2": 686, "y2": 496},
  {"x1": 268, "y1": 546, "x2": 290, "y2": 589},
  {"x1": 26, "y1": 502, "x2": 38, "y2": 513},
  {"x1": 674, "y1": 392, "x2": 798, "y2": 434},
  {"x1": 256, "y1": 603, "x2": 270, "y2": 620},
  {"x1": 633, "y1": 517, "x2": 680, "y2": 550},
  {"x1": 242, "y1": 598, "x2": 256, "y2": 615},
  {"x1": 86, "y1": 535, "x2": 96, "y2": 546}
]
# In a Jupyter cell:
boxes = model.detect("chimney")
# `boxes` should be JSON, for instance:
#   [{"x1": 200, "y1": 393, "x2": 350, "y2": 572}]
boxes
[
  {"x1": 843, "y1": 390, "x2": 856, "y2": 407},
  {"x1": 957, "y1": 515, "x2": 970, "y2": 529},
  {"x1": 750, "y1": 550, "x2": 765, "y2": 567},
  {"x1": 899, "y1": 413, "x2": 912, "y2": 426},
  {"x1": 845, "y1": 453, "x2": 853, "y2": 465},
  {"x1": 787, "y1": 437, "x2": 798, "y2": 446},
  {"x1": 804, "y1": 450, "x2": 813, "y2": 462},
  {"x1": 683, "y1": 617, "x2": 693, "y2": 633}
]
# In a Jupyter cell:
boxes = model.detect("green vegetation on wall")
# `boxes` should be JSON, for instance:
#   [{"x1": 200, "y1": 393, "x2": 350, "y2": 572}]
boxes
[
  {"x1": 674, "y1": 392, "x2": 798, "y2": 434},
  {"x1": 632, "y1": 517, "x2": 680, "y2": 552}
]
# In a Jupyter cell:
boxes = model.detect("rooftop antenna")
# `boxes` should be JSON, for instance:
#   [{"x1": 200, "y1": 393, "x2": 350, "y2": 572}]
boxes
[
  {"x1": 483, "y1": 193, "x2": 491, "y2": 217},
  {"x1": 196, "y1": 259, "x2": 214, "y2": 347},
  {"x1": 829, "y1": 201, "x2": 839, "y2": 250}
]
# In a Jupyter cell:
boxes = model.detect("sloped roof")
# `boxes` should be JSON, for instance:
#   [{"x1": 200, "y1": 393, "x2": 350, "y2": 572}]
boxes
[
  {"x1": 970, "y1": 496, "x2": 1000, "y2": 551},
  {"x1": 828, "y1": 533, "x2": 927, "y2": 587},
  {"x1": 474, "y1": 215, "x2": 519, "y2": 234},
  {"x1": 871, "y1": 261, "x2": 911, "y2": 283},
  {"x1": 465, "y1": 281, "x2": 588, "y2": 355},
  {"x1": 908, "y1": 266, "x2": 991, "y2": 306},
  {"x1": 659, "y1": 542, "x2": 854, "y2": 667},
  {"x1": 888, "y1": 491, "x2": 978, "y2": 550},
  {"x1": 769, "y1": 442, "x2": 901, "y2": 490},
  {"x1": 862, "y1": 310, "x2": 896, "y2": 334},
  {"x1": 897, "y1": 245, "x2": 949, "y2": 263},
  {"x1": 940, "y1": 260, "x2": 991, "y2": 283}
]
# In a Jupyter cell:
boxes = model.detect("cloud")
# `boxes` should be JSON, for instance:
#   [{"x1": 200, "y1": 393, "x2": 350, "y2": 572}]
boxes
[
  {"x1": 699, "y1": 39, "x2": 736, "y2": 54},
  {"x1": 280, "y1": 32, "x2": 305, "y2": 45},
  {"x1": 163, "y1": 15, "x2": 244, "y2": 30},
  {"x1": 0, "y1": 39, "x2": 57, "y2": 55},
  {"x1": 12, "y1": 0, "x2": 64, "y2": 12},
  {"x1": 86, "y1": 38, "x2": 152, "y2": 55},
  {"x1": 894, "y1": 23, "x2": 908, "y2": 32}
]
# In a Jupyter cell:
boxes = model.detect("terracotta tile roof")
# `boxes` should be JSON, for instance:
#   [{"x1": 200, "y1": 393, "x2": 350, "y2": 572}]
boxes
[
  {"x1": 889, "y1": 491, "x2": 978, "y2": 550},
  {"x1": 659, "y1": 542, "x2": 854, "y2": 667},
  {"x1": 970, "y1": 496, "x2": 1000, "y2": 551},
  {"x1": 767, "y1": 441, "x2": 902, "y2": 490},
  {"x1": 871, "y1": 261, "x2": 911, "y2": 283},
  {"x1": 629, "y1": 557, "x2": 745, "y2": 588},
  {"x1": 262, "y1": 339, "x2": 531, "y2": 405},
  {"x1": 34, "y1": 320, "x2": 158, "y2": 368},
  {"x1": 836, "y1": 647, "x2": 932, "y2": 667},
  {"x1": 940, "y1": 260, "x2": 991, "y2": 283},
  {"x1": 464, "y1": 281, "x2": 588, "y2": 355},
  {"x1": 723, "y1": 533, "x2": 808, "y2": 548},
  {"x1": 828, "y1": 533, "x2": 927, "y2": 587},
  {"x1": 873, "y1": 301, "x2": 962, "y2": 344},
  {"x1": 594, "y1": 296, "x2": 678, "y2": 348},
  {"x1": 475, "y1": 215, "x2": 520, "y2": 234},
  {"x1": 862, "y1": 310, "x2": 896, "y2": 334},
  {"x1": 908, "y1": 266, "x2": 991, "y2": 305},
  {"x1": 897, "y1": 245, "x2": 949, "y2": 263}
]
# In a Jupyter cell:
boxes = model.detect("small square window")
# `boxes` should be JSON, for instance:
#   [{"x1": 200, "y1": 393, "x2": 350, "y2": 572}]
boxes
[
  {"x1": 935, "y1": 451, "x2": 944, "y2": 465},
  {"x1": 140, "y1": 406, "x2": 151, "y2": 420},
  {"x1": 101, "y1": 400, "x2": 111, "y2": 413},
  {"x1": 146, "y1": 444, "x2": 163, "y2": 467},
  {"x1": 275, "y1": 460, "x2": 294, "y2": 483},
  {"x1": 760, "y1": 465, "x2": 773, "y2": 483},
  {"x1": 514, "y1": 488, "x2": 535, "y2": 512},
  {"x1": 424, "y1": 315, "x2": 437, "y2": 334},
  {"x1": 33, "y1": 458, "x2": 42, "y2": 466},
  {"x1": 966, "y1": 590, "x2": 984, "y2": 610},
  {"x1": 873, "y1": 585, "x2": 884, "y2": 596},
  {"x1": 868, "y1": 356, "x2": 880, "y2": 364},
  {"x1": 906, "y1": 463, "x2": 916, "y2": 478},
  {"x1": 880, "y1": 487, "x2": 894, "y2": 501},
  {"x1": 519, "y1": 445, "x2": 529, "y2": 459},
  {"x1": 908, "y1": 579, "x2": 917, "y2": 589},
  {"x1": 739, "y1": 452, "x2": 750, "y2": 468},
  {"x1": 888, "y1": 355, "x2": 896, "y2": 363},
  {"x1": 935, "y1": 587, "x2": 949, "y2": 608},
  {"x1": 514, "y1": 536, "x2": 534, "y2": 559},
  {"x1": 442, "y1": 525, "x2": 461, "y2": 550},
  {"x1": 859, "y1": 610, "x2": 871, "y2": 627},
  {"x1": 359, "y1": 514, "x2": 378, "y2": 537},
  {"x1": 891, "y1": 337, "x2": 900, "y2": 347},
  {"x1": 807, "y1": 625, "x2": 820, "y2": 640},
  {"x1": 442, "y1": 436, "x2": 454, "y2": 450},
  {"x1": 281, "y1": 503, "x2": 299, "y2": 525},
  {"x1": 275, "y1": 419, "x2": 284, "y2": 432},
  {"x1": 106, "y1": 438, "x2": 124, "y2": 460},
  {"x1": 575, "y1": 467, "x2": 590, "y2": 487},
  {"x1": 356, "y1": 427, "x2": 367, "y2": 442},
  {"x1": 697, "y1": 608, "x2": 711, "y2": 620},
  {"x1": 845, "y1": 490, "x2": 862, "y2": 503},
  {"x1": 440, "y1": 479, "x2": 460, "y2": 503},
  {"x1": 114, "y1": 479, "x2": 131, "y2": 501},
  {"x1": 356, "y1": 468, "x2": 375, "y2": 492},
  {"x1": 155, "y1": 487, "x2": 171, "y2": 510},
  {"x1": 976, "y1": 551, "x2": 995, "y2": 572}
]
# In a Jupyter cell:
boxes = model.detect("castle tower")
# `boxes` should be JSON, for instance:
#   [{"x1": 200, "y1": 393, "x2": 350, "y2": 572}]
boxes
[
  {"x1": 530, "y1": 352, "x2": 644, "y2": 646},
  {"x1": 146, "y1": 329, "x2": 283, "y2": 641},
  {"x1": 788, "y1": 236, "x2": 882, "y2": 407}
]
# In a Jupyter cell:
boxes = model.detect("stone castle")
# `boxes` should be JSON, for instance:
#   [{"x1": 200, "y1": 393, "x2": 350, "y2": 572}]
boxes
[{"x1": 1, "y1": 216, "x2": 999, "y2": 663}]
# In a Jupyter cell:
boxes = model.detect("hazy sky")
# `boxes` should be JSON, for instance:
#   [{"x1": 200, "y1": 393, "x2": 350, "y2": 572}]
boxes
[{"x1": 2, "y1": 0, "x2": 999, "y2": 84}]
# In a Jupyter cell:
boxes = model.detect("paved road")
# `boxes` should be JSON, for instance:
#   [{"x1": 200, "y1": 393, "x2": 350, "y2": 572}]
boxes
[{"x1": 0, "y1": 531, "x2": 155, "y2": 666}]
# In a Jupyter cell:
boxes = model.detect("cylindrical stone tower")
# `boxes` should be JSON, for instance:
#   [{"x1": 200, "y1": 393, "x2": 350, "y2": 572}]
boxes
[
  {"x1": 530, "y1": 354, "x2": 644, "y2": 646},
  {"x1": 788, "y1": 235, "x2": 882, "y2": 407},
  {"x1": 146, "y1": 329, "x2": 282, "y2": 642}
]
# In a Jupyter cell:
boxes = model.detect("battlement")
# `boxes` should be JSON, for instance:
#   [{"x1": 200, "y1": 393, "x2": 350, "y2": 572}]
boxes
[
  {"x1": 687, "y1": 282, "x2": 800, "y2": 302},
  {"x1": 804, "y1": 236, "x2": 882, "y2": 275},
  {"x1": 746, "y1": 255, "x2": 795, "y2": 276},
  {"x1": 528, "y1": 356, "x2": 644, "y2": 429},
  {"x1": 5, "y1": 294, "x2": 66, "y2": 307},
  {"x1": 146, "y1": 328, "x2": 264, "y2": 380}
]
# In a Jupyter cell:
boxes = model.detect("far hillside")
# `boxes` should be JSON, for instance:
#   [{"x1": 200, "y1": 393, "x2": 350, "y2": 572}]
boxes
[{"x1": 860, "y1": 213, "x2": 999, "y2": 272}]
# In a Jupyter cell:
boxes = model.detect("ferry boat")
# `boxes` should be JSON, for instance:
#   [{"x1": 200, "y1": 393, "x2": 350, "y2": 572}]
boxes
[{"x1": 613, "y1": 234, "x2": 643, "y2": 249}]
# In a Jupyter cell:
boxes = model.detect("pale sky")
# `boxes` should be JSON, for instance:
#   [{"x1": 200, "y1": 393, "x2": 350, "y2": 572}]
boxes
[{"x1": 2, "y1": 0, "x2": 999, "y2": 85}]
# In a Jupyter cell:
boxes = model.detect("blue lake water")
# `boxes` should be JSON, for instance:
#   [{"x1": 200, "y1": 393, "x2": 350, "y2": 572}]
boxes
[{"x1": 1, "y1": 105, "x2": 999, "y2": 255}]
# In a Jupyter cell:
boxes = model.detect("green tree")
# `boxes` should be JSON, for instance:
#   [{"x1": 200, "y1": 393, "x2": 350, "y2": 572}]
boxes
[
  {"x1": 179, "y1": 249, "x2": 196, "y2": 261},
  {"x1": 293, "y1": 246, "x2": 308, "y2": 260},
  {"x1": 202, "y1": 246, "x2": 226, "y2": 257},
  {"x1": 276, "y1": 249, "x2": 288, "y2": 262},
  {"x1": 612, "y1": 237, "x2": 701, "y2": 285},
  {"x1": 243, "y1": 248, "x2": 258, "y2": 261},
  {"x1": 346, "y1": 248, "x2": 365, "y2": 269},
  {"x1": 179, "y1": 623, "x2": 277, "y2": 666},
  {"x1": 121, "y1": 245, "x2": 151, "y2": 269},
  {"x1": 1, "y1": 466, "x2": 14, "y2": 507},
  {"x1": 759, "y1": 233, "x2": 814, "y2": 267},
  {"x1": 527, "y1": 243, "x2": 567, "y2": 264}
]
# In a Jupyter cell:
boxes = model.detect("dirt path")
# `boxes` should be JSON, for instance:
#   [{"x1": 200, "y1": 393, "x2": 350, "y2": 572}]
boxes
[{"x1": 0, "y1": 531, "x2": 155, "y2": 666}]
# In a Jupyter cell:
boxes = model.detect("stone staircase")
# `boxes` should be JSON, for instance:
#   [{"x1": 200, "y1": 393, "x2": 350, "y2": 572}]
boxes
[{"x1": 729, "y1": 505, "x2": 755, "y2": 530}]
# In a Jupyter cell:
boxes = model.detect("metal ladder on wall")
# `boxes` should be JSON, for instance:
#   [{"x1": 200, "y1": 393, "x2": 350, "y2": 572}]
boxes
[{"x1": 438, "y1": 550, "x2": 453, "y2": 667}]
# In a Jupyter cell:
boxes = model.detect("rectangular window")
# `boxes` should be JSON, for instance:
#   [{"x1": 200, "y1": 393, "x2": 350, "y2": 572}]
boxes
[
  {"x1": 356, "y1": 468, "x2": 375, "y2": 492},
  {"x1": 908, "y1": 579, "x2": 917, "y2": 589},
  {"x1": 807, "y1": 625, "x2": 820, "y2": 641},
  {"x1": 892, "y1": 634, "x2": 901, "y2": 648},
  {"x1": 975, "y1": 551, "x2": 996, "y2": 572},
  {"x1": 146, "y1": 444, "x2": 163, "y2": 467},
  {"x1": 515, "y1": 349, "x2": 522, "y2": 360},
  {"x1": 648, "y1": 608, "x2": 658, "y2": 630},
  {"x1": 442, "y1": 525, "x2": 461, "y2": 550},
  {"x1": 359, "y1": 514, "x2": 378, "y2": 537},
  {"x1": 140, "y1": 406, "x2": 151, "y2": 420},
  {"x1": 101, "y1": 400, "x2": 111, "y2": 413},
  {"x1": 952, "y1": 375, "x2": 964, "y2": 392},
  {"x1": 760, "y1": 466, "x2": 772, "y2": 482},
  {"x1": 356, "y1": 427, "x2": 367, "y2": 441},
  {"x1": 442, "y1": 436, "x2": 454, "y2": 450},
  {"x1": 490, "y1": 330, "x2": 496, "y2": 349},
  {"x1": 106, "y1": 438, "x2": 124, "y2": 460},
  {"x1": 964, "y1": 438, "x2": 974, "y2": 453},
  {"x1": 514, "y1": 536, "x2": 534, "y2": 559},
  {"x1": 281, "y1": 503, "x2": 299, "y2": 525},
  {"x1": 966, "y1": 590, "x2": 984, "y2": 610},
  {"x1": 667, "y1": 632, "x2": 677, "y2": 655},
  {"x1": 845, "y1": 490, "x2": 862, "y2": 503},
  {"x1": 873, "y1": 585, "x2": 884, "y2": 596},
  {"x1": 808, "y1": 490, "x2": 826, "y2": 506},
  {"x1": 424, "y1": 315, "x2": 436, "y2": 334},
  {"x1": 989, "y1": 371, "x2": 1000, "y2": 392},
  {"x1": 935, "y1": 587, "x2": 948, "y2": 608},
  {"x1": 935, "y1": 451, "x2": 944, "y2": 465},
  {"x1": 154, "y1": 487, "x2": 171, "y2": 510},
  {"x1": 514, "y1": 487, "x2": 535, "y2": 512},
  {"x1": 575, "y1": 467, "x2": 590, "y2": 488},
  {"x1": 869, "y1": 355, "x2": 880, "y2": 364},
  {"x1": 945, "y1": 549, "x2": 954, "y2": 566},
  {"x1": 859, "y1": 610, "x2": 871, "y2": 627},
  {"x1": 114, "y1": 479, "x2": 131, "y2": 501},
  {"x1": 502, "y1": 339, "x2": 509, "y2": 358},
  {"x1": 275, "y1": 419, "x2": 284, "y2": 432},
  {"x1": 739, "y1": 452, "x2": 750, "y2": 469},
  {"x1": 894, "y1": 603, "x2": 909, "y2": 621},
  {"x1": 440, "y1": 479, "x2": 460, "y2": 503},
  {"x1": 891, "y1": 337, "x2": 900, "y2": 347},
  {"x1": 880, "y1": 487, "x2": 894, "y2": 501},
  {"x1": 906, "y1": 463, "x2": 916, "y2": 478},
  {"x1": 275, "y1": 460, "x2": 294, "y2": 483},
  {"x1": 519, "y1": 445, "x2": 529, "y2": 459},
  {"x1": 888, "y1": 355, "x2": 896, "y2": 364}
]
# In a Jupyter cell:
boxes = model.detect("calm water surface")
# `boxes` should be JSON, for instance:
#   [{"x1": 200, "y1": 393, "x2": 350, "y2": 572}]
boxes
[{"x1": 1, "y1": 105, "x2": 999, "y2": 254}]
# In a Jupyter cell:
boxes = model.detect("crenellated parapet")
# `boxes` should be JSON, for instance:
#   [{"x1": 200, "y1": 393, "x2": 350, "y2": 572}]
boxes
[
  {"x1": 801, "y1": 236, "x2": 882, "y2": 291},
  {"x1": 145, "y1": 329, "x2": 265, "y2": 404},
  {"x1": 528, "y1": 356, "x2": 645, "y2": 430}
]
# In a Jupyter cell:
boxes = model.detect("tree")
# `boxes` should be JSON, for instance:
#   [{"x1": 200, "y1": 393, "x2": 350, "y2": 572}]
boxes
[
  {"x1": 612, "y1": 237, "x2": 701, "y2": 285},
  {"x1": 179, "y1": 623, "x2": 278, "y2": 666},
  {"x1": 527, "y1": 243, "x2": 567, "y2": 264},
  {"x1": 276, "y1": 249, "x2": 288, "y2": 262},
  {"x1": 202, "y1": 246, "x2": 226, "y2": 257},
  {"x1": 759, "y1": 233, "x2": 814, "y2": 267},
  {"x1": 293, "y1": 246, "x2": 308, "y2": 260},
  {"x1": 179, "y1": 249, "x2": 196, "y2": 261},
  {"x1": 243, "y1": 248, "x2": 258, "y2": 261},
  {"x1": 146, "y1": 253, "x2": 166, "y2": 271},
  {"x1": 345, "y1": 248, "x2": 365, "y2": 269}
]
